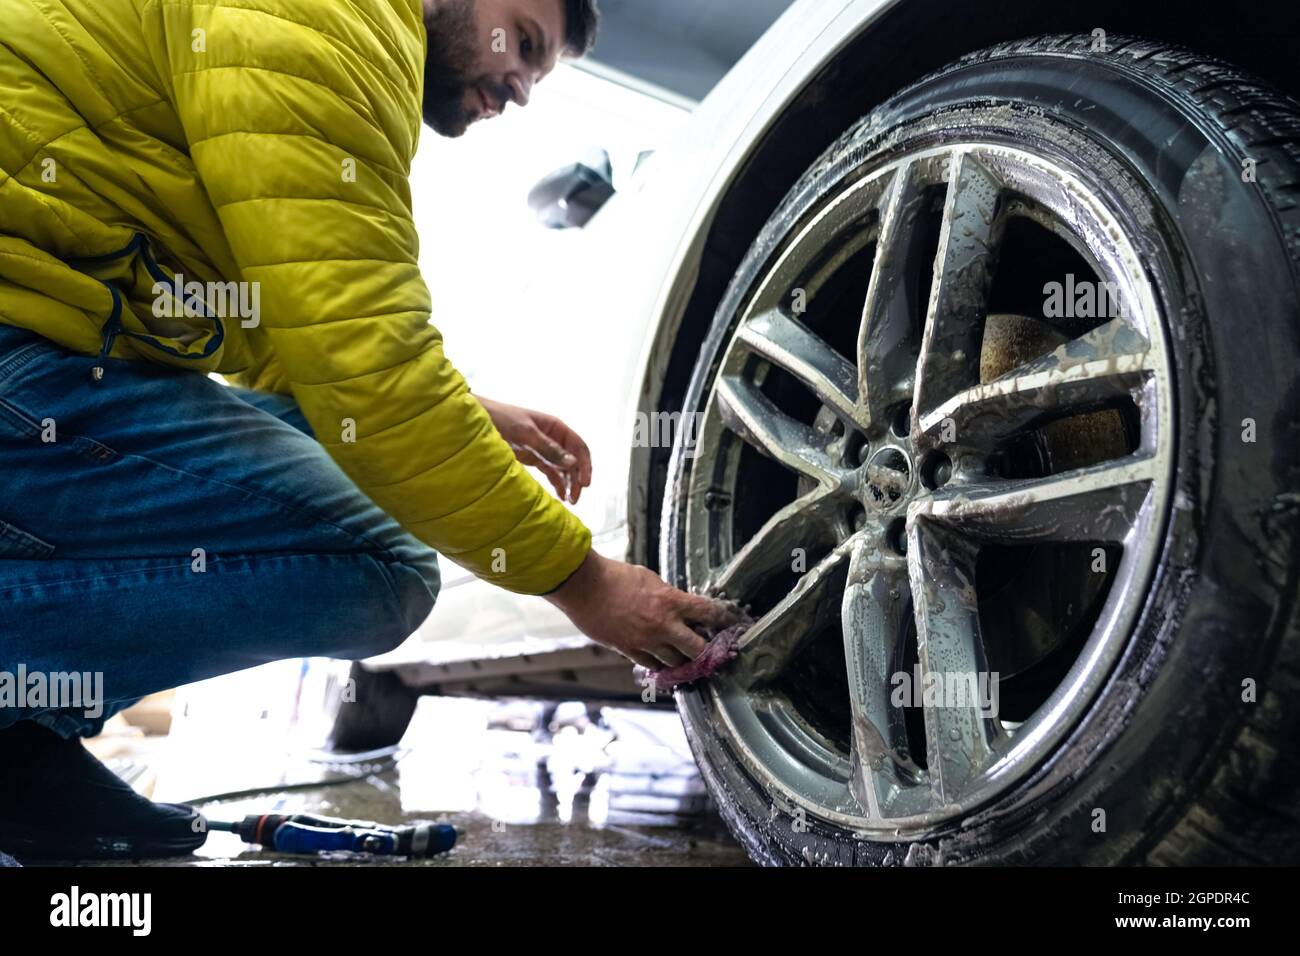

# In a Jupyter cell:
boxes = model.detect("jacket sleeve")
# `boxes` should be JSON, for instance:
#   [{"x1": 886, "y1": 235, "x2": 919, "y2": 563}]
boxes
[{"x1": 141, "y1": 0, "x2": 592, "y2": 594}]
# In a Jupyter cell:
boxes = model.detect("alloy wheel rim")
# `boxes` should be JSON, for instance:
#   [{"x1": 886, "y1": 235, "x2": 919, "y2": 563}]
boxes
[{"x1": 681, "y1": 141, "x2": 1174, "y2": 835}]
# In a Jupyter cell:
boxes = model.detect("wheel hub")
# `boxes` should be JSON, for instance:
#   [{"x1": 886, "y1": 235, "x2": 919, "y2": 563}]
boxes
[{"x1": 862, "y1": 446, "x2": 913, "y2": 512}]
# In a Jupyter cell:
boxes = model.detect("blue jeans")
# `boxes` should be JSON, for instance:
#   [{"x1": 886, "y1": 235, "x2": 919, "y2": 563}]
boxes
[{"x1": 0, "y1": 324, "x2": 440, "y2": 739}]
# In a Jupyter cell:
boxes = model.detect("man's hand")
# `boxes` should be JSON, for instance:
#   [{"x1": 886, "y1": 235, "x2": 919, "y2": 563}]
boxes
[
  {"x1": 544, "y1": 551, "x2": 746, "y2": 669},
  {"x1": 477, "y1": 397, "x2": 592, "y2": 504}
]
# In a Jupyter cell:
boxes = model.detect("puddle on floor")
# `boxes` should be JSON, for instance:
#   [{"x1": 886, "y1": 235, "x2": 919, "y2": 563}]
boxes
[{"x1": 73, "y1": 683, "x2": 753, "y2": 867}]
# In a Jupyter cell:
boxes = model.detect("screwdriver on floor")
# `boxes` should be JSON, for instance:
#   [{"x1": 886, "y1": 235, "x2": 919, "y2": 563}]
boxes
[{"x1": 206, "y1": 812, "x2": 457, "y2": 858}]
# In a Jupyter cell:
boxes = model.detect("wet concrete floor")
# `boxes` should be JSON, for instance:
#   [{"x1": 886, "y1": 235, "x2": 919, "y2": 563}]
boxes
[{"x1": 66, "y1": 690, "x2": 754, "y2": 867}]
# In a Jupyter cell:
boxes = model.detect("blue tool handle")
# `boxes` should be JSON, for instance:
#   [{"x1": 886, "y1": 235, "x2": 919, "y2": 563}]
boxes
[
  {"x1": 273, "y1": 822, "x2": 397, "y2": 855},
  {"x1": 411, "y1": 823, "x2": 458, "y2": 856}
]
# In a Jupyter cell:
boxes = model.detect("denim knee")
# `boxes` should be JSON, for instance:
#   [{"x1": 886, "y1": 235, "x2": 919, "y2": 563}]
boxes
[{"x1": 365, "y1": 545, "x2": 440, "y2": 658}]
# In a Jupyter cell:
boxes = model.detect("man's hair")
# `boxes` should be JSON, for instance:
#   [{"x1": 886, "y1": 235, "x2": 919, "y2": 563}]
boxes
[{"x1": 563, "y1": 0, "x2": 601, "y2": 57}]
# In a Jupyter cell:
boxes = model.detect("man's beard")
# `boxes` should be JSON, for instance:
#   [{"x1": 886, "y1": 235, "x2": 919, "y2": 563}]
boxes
[{"x1": 422, "y1": 0, "x2": 480, "y2": 137}]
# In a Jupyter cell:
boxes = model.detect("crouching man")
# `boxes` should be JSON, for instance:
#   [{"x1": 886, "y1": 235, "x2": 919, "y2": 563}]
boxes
[{"x1": 0, "y1": 0, "x2": 739, "y2": 860}]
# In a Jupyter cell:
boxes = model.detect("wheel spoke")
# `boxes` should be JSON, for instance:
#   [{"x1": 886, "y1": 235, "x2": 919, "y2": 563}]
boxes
[
  {"x1": 918, "y1": 319, "x2": 1154, "y2": 448},
  {"x1": 745, "y1": 171, "x2": 894, "y2": 315},
  {"x1": 705, "y1": 488, "x2": 839, "y2": 600},
  {"x1": 737, "y1": 310, "x2": 863, "y2": 429},
  {"x1": 858, "y1": 162, "x2": 928, "y2": 428},
  {"x1": 913, "y1": 152, "x2": 1005, "y2": 418},
  {"x1": 911, "y1": 455, "x2": 1159, "y2": 544},
  {"x1": 906, "y1": 522, "x2": 1002, "y2": 804},
  {"x1": 715, "y1": 376, "x2": 846, "y2": 487},
  {"x1": 732, "y1": 536, "x2": 856, "y2": 688},
  {"x1": 842, "y1": 540, "x2": 917, "y2": 815}
]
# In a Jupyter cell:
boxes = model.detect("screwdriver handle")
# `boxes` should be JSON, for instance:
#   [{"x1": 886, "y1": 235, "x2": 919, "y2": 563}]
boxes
[{"x1": 230, "y1": 813, "x2": 456, "y2": 857}]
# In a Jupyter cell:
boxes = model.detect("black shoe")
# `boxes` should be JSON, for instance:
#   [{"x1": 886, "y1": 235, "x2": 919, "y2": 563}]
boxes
[{"x1": 0, "y1": 721, "x2": 207, "y2": 861}]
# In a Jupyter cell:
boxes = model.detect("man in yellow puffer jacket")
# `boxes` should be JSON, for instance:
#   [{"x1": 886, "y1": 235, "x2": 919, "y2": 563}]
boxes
[{"x1": 0, "y1": 0, "x2": 740, "y2": 861}]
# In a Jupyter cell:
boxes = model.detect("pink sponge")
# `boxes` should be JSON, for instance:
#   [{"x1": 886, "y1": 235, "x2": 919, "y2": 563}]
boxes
[{"x1": 638, "y1": 620, "x2": 751, "y2": 695}]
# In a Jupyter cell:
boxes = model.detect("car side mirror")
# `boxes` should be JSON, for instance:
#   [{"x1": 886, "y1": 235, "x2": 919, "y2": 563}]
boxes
[{"x1": 528, "y1": 149, "x2": 616, "y2": 229}]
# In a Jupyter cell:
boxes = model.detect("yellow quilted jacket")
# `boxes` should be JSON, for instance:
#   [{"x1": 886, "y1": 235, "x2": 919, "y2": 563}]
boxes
[{"x1": 0, "y1": 0, "x2": 592, "y2": 594}]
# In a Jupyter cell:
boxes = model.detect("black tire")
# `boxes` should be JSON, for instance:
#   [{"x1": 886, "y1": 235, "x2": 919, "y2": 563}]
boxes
[{"x1": 664, "y1": 35, "x2": 1300, "y2": 865}]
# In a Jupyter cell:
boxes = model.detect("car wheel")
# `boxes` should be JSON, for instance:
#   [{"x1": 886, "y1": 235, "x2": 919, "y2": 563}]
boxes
[{"x1": 661, "y1": 35, "x2": 1300, "y2": 865}]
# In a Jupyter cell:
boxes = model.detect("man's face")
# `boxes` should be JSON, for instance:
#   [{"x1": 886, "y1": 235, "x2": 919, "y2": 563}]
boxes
[{"x1": 422, "y1": 0, "x2": 567, "y2": 137}]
